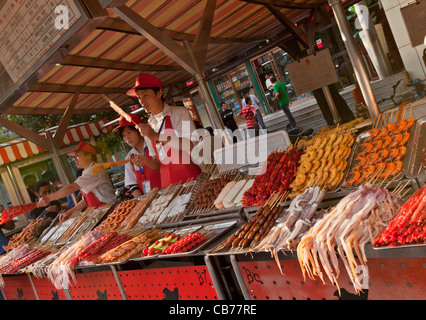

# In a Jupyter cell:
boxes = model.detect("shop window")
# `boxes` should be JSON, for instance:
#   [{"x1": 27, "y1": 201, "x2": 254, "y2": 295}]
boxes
[
  {"x1": 19, "y1": 159, "x2": 64, "y2": 203},
  {"x1": 190, "y1": 91, "x2": 213, "y2": 129},
  {"x1": 272, "y1": 50, "x2": 312, "y2": 103},
  {"x1": 0, "y1": 177, "x2": 11, "y2": 208},
  {"x1": 213, "y1": 75, "x2": 240, "y2": 113},
  {"x1": 229, "y1": 68, "x2": 252, "y2": 105}
]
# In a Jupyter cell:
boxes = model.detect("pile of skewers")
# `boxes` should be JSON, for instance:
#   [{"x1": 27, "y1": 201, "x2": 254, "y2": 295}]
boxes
[
  {"x1": 297, "y1": 182, "x2": 403, "y2": 294},
  {"x1": 344, "y1": 114, "x2": 414, "y2": 188},
  {"x1": 250, "y1": 186, "x2": 326, "y2": 272},
  {"x1": 220, "y1": 191, "x2": 288, "y2": 251},
  {"x1": 242, "y1": 145, "x2": 302, "y2": 207},
  {"x1": 373, "y1": 186, "x2": 426, "y2": 247}
]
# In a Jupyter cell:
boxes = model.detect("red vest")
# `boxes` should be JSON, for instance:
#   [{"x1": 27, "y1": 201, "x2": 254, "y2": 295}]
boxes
[
  {"x1": 82, "y1": 191, "x2": 105, "y2": 209},
  {"x1": 151, "y1": 116, "x2": 201, "y2": 188},
  {"x1": 130, "y1": 147, "x2": 162, "y2": 193}
]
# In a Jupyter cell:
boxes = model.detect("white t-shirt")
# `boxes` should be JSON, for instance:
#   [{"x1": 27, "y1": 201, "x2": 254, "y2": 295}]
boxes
[
  {"x1": 148, "y1": 103, "x2": 197, "y2": 138},
  {"x1": 265, "y1": 78, "x2": 273, "y2": 91},
  {"x1": 241, "y1": 94, "x2": 261, "y2": 110},
  {"x1": 75, "y1": 162, "x2": 117, "y2": 204},
  {"x1": 124, "y1": 144, "x2": 156, "y2": 191}
]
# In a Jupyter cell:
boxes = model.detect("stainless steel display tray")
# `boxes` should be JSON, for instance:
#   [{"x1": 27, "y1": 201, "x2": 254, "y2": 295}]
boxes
[
  {"x1": 405, "y1": 116, "x2": 426, "y2": 179},
  {"x1": 372, "y1": 242, "x2": 426, "y2": 250},
  {"x1": 341, "y1": 124, "x2": 414, "y2": 190}
]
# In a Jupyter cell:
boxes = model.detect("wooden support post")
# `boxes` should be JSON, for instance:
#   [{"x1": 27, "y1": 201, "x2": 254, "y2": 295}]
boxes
[
  {"x1": 53, "y1": 92, "x2": 80, "y2": 146},
  {"x1": 0, "y1": 117, "x2": 51, "y2": 152}
]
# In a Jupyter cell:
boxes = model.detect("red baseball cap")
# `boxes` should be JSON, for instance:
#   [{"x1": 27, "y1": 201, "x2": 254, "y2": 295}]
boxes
[
  {"x1": 112, "y1": 113, "x2": 142, "y2": 132},
  {"x1": 66, "y1": 142, "x2": 97, "y2": 157},
  {"x1": 126, "y1": 73, "x2": 163, "y2": 97}
]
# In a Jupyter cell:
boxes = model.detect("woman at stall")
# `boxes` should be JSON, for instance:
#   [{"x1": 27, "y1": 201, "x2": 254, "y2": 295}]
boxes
[
  {"x1": 37, "y1": 142, "x2": 117, "y2": 222},
  {"x1": 114, "y1": 113, "x2": 161, "y2": 197},
  {"x1": 126, "y1": 73, "x2": 201, "y2": 189}
]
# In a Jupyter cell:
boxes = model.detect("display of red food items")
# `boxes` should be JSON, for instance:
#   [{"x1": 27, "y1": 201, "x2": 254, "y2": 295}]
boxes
[
  {"x1": 242, "y1": 146, "x2": 302, "y2": 207},
  {"x1": 0, "y1": 248, "x2": 49, "y2": 274},
  {"x1": 141, "y1": 232, "x2": 206, "y2": 256},
  {"x1": 373, "y1": 186, "x2": 426, "y2": 247},
  {"x1": 70, "y1": 231, "x2": 132, "y2": 266},
  {"x1": 0, "y1": 203, "x2": 37, "y2": 224}
]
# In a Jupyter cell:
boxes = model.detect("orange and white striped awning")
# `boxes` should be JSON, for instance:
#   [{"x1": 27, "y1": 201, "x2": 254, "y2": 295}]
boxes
[{"x1": 0, "y1": 120, "x2": 109, "y2": 165}]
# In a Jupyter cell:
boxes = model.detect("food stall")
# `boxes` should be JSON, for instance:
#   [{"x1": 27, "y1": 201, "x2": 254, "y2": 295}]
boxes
[
  {"x1": 0, "y1": 0, "x2": 425, "y2": 302},
  {"x1": 0, "y1": 106, "x2": 425, "y2": 301}
]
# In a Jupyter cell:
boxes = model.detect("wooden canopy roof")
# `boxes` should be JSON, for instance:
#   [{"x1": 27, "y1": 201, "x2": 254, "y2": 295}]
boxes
[{"x1": 3, "y1": 0, "x2": 330, "y2": 116}]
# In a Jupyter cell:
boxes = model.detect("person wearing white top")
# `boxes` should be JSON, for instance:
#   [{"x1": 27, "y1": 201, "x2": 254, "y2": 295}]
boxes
[
  {"x1": 37, "y1": 142, "x2": 117, "y2": 222},
  {"x1": 127, "y1": 73, "x2": 201, "y2": 189}
]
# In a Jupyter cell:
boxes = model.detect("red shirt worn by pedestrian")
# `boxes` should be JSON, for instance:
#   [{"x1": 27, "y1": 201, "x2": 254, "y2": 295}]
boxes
[{"x1": 238, "y1": 105, "x2": 257, "y2": 129}]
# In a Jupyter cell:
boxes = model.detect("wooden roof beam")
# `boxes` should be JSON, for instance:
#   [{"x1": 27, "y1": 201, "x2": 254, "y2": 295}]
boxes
[
  {"x1": 5, "y1": 107, "x2": 110, "y2": 115},
  {"x1": 111, "y1": 5, "x2": 198, "y2": 75},
  {"x1": 239, "y1": 0, "x2": 320, "y2": 10},
  {"x1": 28, "y1": 83, "x2": 129, "y2": 94},
  {"x1": 0, "y1": 117, "x2": 51, "y2": 152},
  {"x1": 193, "y1": 0, "x2": 217, "y2": 68},
  {"x1": 60, "y1": 55, "x2": 183, "y2": 72},
  {"x1": 265, "y1": 3, "x2": 309, "y2": 49},
  {"x1": 97, "y1": 17, "x2": 265, "y2": 44},
  {"x1": 53, "y1": 92, "x2": 79, "y2": 146}
]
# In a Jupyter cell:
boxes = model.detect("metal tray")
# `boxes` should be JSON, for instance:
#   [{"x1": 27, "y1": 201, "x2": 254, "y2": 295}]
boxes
[
  {"x1": 372, "y1": 242, "x2": 426, "y2": 250},
  {"x1": 60, "y1": 204, "x2": 113, "y2": 245},
  {"x1": 405, "y1": 116, "x2": 426, "y2": 178},
  {"x1": 154, "y1": 221, "x2": 237, "y2": 259}
]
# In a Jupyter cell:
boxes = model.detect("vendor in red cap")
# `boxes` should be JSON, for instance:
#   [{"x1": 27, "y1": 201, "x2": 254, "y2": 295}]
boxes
[
  {"x1": 114, "y1": 113, "x2": 161, "y2": 197},
  {"x1": 127, "y1": 73, "x2": 201, "y2": 188},
  {"x1": 37, "y1": 142, "x2": 117, "y2": 222}
]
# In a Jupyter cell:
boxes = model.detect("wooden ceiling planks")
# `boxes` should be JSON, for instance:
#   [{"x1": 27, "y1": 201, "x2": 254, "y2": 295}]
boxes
[{"x1": 7, "y1": 0, "x2": 326, "y2": 115}]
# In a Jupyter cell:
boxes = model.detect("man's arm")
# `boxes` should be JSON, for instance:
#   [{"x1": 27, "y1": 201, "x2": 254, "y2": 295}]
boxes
[{"x1": 37, "y1": 183, "x2": 80, "y2": 207}]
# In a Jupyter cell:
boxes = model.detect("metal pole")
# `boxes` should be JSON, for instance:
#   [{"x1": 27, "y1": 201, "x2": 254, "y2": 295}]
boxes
[
  {"x1": 110, "y1": 265, "x2": 128, "y2": 300},
  {"x1": 328, "y1": 0, "x2": 380, "y2": 121},
  {"x1": 354, "y1": 0, "x2": 392, "y2": 79},
  {"x1": 323, "y1": 86, "x2": 342, "y2": 125},
  {"x1": 183, "y1": 40, "x2": 231, "y2": 146},
  {"x1": 229, "y1": 254, "x2": 251, "y2": 300},
  {"x1": 46, "y1": 132, "x2": 77, "y2": 205},
  {"x1": 204, "y1": 255, "x2": 226, "y2": 300}
]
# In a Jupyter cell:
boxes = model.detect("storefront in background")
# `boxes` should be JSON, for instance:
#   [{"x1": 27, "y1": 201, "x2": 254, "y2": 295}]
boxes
[
  {"x1": 209, "y1": 46, "x2": 316, "y2": 118},
  {"x1": 209, "y1": 64, "x2": 269, "y2": 116}
]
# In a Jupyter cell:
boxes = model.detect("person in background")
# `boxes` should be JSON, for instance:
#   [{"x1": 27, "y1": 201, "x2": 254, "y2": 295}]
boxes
[
  {"x1": 219, "y1": 102, "x2": 239, "y2": 143},
  {"x1": 127, "y1": 73, "x2": 201, "y2": 189},
  {"x1": 238, "y1": 97, "x2": 259, "y2": 138},
  {"x1": 28, "y1": 180, "x2": 62, "y2": 220},
  {"x1": 265, "y1": 73, "x2": 279, "y2": 112},
  {"x1": 271, "y1": 76, "x2": 299, "y2": 130},
  {"x1": 115, "y1": 113, "x2": 161, "y2": 198},
  {"x1": 0, "y1": 204, "x2": 15, "y2": 255},
  {"x1": 23, "y1": 175, "x2": 37, "y2": 203},
  {"x1": 242, "y1": 90, "x2": 267, "y2": 130},
  {"x1": 37, "y1": 142, "x2": 117, "y2": 222},
  {"x1": 67, "y1": 169, "x2": 83, "y2": 209}
]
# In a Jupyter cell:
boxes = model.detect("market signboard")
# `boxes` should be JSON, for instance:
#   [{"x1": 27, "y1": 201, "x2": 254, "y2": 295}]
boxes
[
  {"x1": 0, "y1": 0, "x2": 92, "y2": 109},
  {"x1": 286, "y1": 48, "x2": 338, "y2": 96}
]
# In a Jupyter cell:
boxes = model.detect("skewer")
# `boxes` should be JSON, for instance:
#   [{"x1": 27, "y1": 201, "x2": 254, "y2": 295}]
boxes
[
  {"x1": 400, "y1": 187, "x2": 412, "y2": 200},
  {"x1": 102, "y1": 95, "x2": 138, "y2": 126}
]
